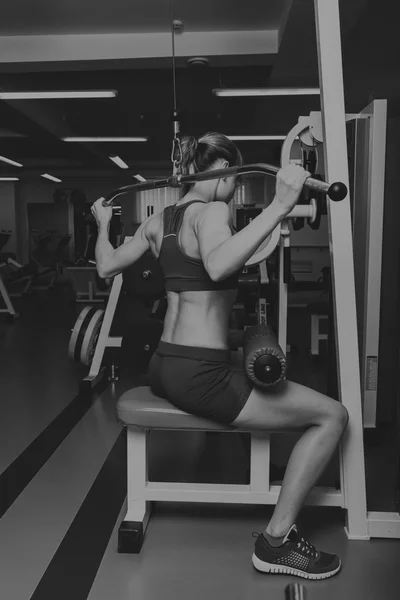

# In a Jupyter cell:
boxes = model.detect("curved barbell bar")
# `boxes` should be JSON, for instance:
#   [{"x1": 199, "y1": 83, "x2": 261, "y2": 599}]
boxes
[{"x1": 102, "y1": 162, "x2": 347, "y2": 207}]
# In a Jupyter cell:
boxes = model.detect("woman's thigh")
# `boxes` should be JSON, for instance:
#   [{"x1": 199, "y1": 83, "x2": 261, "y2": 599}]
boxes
[{"x1": 231, "y1": 379, "x2": 344, "y2": 431}]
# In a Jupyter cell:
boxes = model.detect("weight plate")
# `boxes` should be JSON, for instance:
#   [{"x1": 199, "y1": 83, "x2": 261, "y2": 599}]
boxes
[
  {"x1": 297, "y1": 188, "x2": 309, "y2": 205},
  {"x1": 246, "y1": 226, "x2": 281, "y2": 266},
  {"x1": 68, "y1": 306, "x2": 96, "y2": 362},
  {"x1": 308, "y1": 194, "x2": 322, "y2": 230},
  {"x1": 308, "y1": 209, "x2": 321, "y2": 230},
  {"x1": 308, "y1": 198, "x2": 318, "y2": 224},
  {"x1": 80, "y1": 309, "x2": 105, "y2": 366},
  {"x1": 291, "y1": 217, "x2": 305, "y2": 231},
  {"x1": 80, "y1": 310, "x2": 104, "y2": 367},
  {"x1": 303, "y1": 148, "x2": 318, "y2": 175}
]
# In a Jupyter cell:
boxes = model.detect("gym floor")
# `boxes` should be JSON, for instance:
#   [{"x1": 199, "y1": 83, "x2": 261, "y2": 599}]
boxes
[{"x1": 1, "y1": 285, "x2": 399, "y2": 600}]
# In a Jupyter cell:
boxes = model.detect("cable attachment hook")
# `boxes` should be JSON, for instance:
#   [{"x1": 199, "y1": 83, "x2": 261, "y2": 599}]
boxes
[{"x1": 171, "y1": 109, "x2": 182, "y2": 176}]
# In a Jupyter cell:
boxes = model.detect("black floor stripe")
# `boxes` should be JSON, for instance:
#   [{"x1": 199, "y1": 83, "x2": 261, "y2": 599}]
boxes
[
  {"x1": 0, "y1": 379, "x2": 109, "y2": 519},
  {"x1": 30, "y1": 429, "x2": 127, "y2": 600}
]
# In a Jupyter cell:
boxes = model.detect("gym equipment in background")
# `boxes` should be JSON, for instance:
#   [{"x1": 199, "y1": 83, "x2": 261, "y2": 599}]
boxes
[
  {"x1": 65, "y1": 266, "x2": 111, "y2": 304},
  {"x1": 68, "y1": 306, "x2": 105, "y2": 366},
  {"x1": 0, "y1": 230, "x2": 20, "y2": 320},
  {"x1": 28, "y1": 229, "x2": 71, "y2": 292},
  {"x1": 281, "y1": 103, "x2": 387, "y2": 429},
  {"x1": 67, "y1": 203, "x2": 123, "y2": 304}
]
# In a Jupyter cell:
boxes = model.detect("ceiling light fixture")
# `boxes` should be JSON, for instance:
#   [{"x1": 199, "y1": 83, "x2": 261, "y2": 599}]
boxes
[
  {"x1": 0, "y1": 155, "x2": 23, "y2": 167},
  {"x1": 0, "y1": 90, "x2": 118, "y2": 100},
  {"x1": 213, "y1": 88, "x2": 320, "y2": 97},
  {"x1": 109, "y1": 155, "x2": 129, "y2": 169},
  {"x1": 41, "y1": 173, "x2": 62, "y2": 183},
  {"x1": 63, "y1": 136, "x2": 147, "y2": 142},
  {"x1": 0, "y1": 177, "x2": 19, "y2": 181},
  {"x1": 227, "y1": 135, "x2": 286, "y2": 141}
]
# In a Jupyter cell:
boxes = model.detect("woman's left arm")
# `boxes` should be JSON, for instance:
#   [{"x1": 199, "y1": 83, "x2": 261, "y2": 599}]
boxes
[{"x1": 92, "y1": 198, "x2": 150, "y2": 278}]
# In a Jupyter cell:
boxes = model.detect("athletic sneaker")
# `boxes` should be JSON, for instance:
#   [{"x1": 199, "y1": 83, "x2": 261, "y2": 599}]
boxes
[{"x1": 252, "y1": 524, "x2": 341, "y2": 580}]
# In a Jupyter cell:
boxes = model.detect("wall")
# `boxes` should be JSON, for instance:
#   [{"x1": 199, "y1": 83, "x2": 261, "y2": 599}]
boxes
[{"x1": 0, "y1": 183, "x2": 17, "y2": 255}]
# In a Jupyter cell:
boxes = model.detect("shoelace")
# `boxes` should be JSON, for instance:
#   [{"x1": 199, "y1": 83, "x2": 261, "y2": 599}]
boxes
[{"x1": 297, "y1": 536, "x2": 318, "y2": 558}]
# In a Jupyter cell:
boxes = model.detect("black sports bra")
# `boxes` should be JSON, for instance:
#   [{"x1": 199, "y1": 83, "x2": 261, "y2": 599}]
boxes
[{"x1": 158, "y1": 200, "x2": 240, "y2": 292}]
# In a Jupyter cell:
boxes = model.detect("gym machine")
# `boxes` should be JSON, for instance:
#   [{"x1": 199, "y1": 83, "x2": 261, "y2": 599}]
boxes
[
  {"x1": 281, "y1": 101, "x2": 388, "y2": 428},
  {"x1": 27, "y1": 229, "x2": 71, "y2": 292},
  {"x1": 66, "y1": 203, "x2": 123, "y2": 303},
  {"x1": 0, "y1": 230, "x2": 20, "y2": 320},
  {"x1": 68, "y1": 159, "x2": 336, "y2": 393},
  {"x1": 68, "y1": 116, "x2": 400, "y2": 541}
]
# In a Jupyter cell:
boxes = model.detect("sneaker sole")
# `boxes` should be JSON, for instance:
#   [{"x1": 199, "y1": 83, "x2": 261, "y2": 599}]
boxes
[{"x1": 252, "y1": 553, "x2": 341, "y2": 580}]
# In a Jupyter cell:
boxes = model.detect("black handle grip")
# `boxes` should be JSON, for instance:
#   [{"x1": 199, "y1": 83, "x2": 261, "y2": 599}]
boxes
[
  {"x1": 305, "y1": 177, "x2": 347, "y2": 201},
  {"x1": 327, "y1": 181, "x2": 348, "y2": 201}
]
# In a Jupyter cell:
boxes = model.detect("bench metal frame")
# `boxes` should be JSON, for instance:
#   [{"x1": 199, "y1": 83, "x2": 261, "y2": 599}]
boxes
[{"x1": 121, "y1": 414, "x2": 400, "y2": 554}]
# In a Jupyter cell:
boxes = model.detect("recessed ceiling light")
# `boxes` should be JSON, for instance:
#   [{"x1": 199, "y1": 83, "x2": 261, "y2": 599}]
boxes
[
  {"x1": 0, "y1": 177, "x2": 19, "y2": 181},
  {"x1": 227, "y1": 135, "x2": 286, "y2": 141},
  {"x1": 109, "y1": 155, "x2": 129, "y2": 169},
  {"x1": 0, "y1": 90, "x2": 118, "y2": 99},
  {"x1": 213, "y1": 88, "x2": 320, "y2": 97},
  {"x1": 0, "y1": 155, "x2": 23, "y2": 167},
  {"x1": 41, "y1": 173, "x2": 62, "y2": 183},
  {"x1": 63, "y1": 136, "x2": 147, "y2": 142}
]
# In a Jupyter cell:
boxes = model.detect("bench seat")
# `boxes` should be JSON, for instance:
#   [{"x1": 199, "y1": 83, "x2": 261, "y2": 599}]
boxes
[{"x1": 117, "y1": 386, "x2": 235, "y2": 431}]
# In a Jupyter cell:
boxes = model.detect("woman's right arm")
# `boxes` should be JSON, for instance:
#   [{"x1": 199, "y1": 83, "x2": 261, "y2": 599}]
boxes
[{"x1": 196, "y1": 164, "x2": 309, "y2": 282}]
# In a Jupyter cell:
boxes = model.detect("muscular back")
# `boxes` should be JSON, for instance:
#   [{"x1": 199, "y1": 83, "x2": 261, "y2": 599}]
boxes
[{"x1": 145, "y1": 202, "x2": 237, "y2": 349}]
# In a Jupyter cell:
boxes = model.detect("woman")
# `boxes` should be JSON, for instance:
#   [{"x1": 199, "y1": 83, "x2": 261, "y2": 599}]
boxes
[{"x1": 92, "y1": 132, "x2": 348, "y2": 581}]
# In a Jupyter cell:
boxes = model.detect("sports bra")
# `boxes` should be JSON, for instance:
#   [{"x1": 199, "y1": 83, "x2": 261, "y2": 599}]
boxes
[{"x1": 158, "y1": 200, "x2": 240, "y2": 292}]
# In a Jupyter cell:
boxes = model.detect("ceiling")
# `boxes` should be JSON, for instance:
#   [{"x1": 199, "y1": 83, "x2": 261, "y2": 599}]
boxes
[
  {"x1": 0, "y1": 0, "x2": 398, "y2": 182},
  {"x1": 0, "y1": 0, "x2": 287, "y2": 35}
]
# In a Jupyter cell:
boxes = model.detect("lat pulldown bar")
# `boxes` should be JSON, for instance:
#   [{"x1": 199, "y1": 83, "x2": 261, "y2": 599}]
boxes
[{"x1": 102, "y1": 162, "x2": 347, "y2": 207}]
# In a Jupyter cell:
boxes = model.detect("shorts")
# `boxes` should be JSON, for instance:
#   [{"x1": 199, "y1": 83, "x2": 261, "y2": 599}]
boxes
[{"x1": 148, "y1": 341, "x2": 253, "y2": 425}]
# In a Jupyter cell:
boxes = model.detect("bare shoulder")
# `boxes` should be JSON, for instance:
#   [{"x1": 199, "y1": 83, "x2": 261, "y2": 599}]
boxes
[
  {"x1": 143, "y1": 211, "x2": 163, "y2": 240},
  {"x1": 194, "y1": 202, "x2": 231, "y2": 232}
]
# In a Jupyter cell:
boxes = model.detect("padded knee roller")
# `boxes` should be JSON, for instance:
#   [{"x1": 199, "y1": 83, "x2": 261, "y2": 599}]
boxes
[{"x1": 244, "y1": 324, "x2": 287, "y2": 388}]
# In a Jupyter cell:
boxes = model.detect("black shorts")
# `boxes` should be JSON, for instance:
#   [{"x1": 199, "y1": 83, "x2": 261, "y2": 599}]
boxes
[{"x1": 148, "y1": 341, "x2": 252, "y2": 425}]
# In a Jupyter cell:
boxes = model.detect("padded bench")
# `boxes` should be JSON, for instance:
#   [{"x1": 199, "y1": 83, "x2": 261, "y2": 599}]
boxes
[{"x1": 116, "y1": 385, "x2": 343, "y2": 554}]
